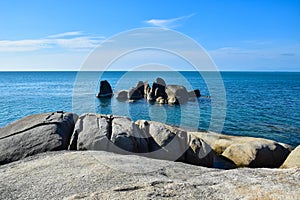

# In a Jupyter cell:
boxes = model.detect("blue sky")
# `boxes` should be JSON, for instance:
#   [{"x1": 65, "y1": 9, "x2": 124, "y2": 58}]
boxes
[{"x1": 0, "y1": 0, "x2": 299, "y2": 71}]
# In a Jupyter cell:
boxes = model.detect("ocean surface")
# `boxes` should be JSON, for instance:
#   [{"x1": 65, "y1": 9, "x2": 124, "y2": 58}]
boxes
[{"x1": 0, "y1": 71, "x2": 299, "y2": 147}]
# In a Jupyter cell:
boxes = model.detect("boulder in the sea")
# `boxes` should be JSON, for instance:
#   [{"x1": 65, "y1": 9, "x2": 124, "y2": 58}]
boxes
[
  {"x1": 128, "y1": 87, "x2": 143, "y2": 100},
  {"x1": 188, "y1": 89, "x2": 201, "y2": 98},
  {"x1": 116, "y1": 90, "x2": 128, "y2": 101},
  {"x1": 166, "y1": 85, "x2": 189, "y2": 104},
  {"x1": 144, "y1": 81, "x2": 151, "y2": 97},
  {"x1": 156, "y1": 96, "x2": 167, "y2": 104},
  {"x1": 152, "y1": 77, "x2": 167, "y2": 99},
  {"x1": 280, "y1": 145, "x2": 300, "y2": 168},
  {"x1": 135, "y1": 81, "x2": 145, "y2": 96},
  {"x1": 96, "y1": 80, "x2": 113, "y2": 98},
  {"x1": 0, "y1": 111, "x2": 78, "y2": 165}
]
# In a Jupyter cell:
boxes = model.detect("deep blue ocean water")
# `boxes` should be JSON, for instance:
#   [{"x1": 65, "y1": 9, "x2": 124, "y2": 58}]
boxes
[{"x1": 0, "y1": 71, "x2": 299, "y2": 147}]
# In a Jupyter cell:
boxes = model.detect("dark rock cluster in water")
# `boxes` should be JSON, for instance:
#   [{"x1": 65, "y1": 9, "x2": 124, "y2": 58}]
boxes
[{"x1": 96, "y1": 77, "x2": 201, "y2": 104}]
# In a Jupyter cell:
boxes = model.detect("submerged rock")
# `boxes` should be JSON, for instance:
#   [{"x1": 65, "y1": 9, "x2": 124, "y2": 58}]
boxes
[
  {"x1": 96, "y1": 80, "x2": 113, "y2": 98},
  {"x1": 0, "y1": 112, "x2": 78, "y2": 165}
]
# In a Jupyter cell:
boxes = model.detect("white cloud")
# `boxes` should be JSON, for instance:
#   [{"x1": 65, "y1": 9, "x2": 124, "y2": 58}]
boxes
[
  {"x1": 144, "y1": 13, "x2": 195, "y2": 28},
  {"x1": 0, "y1": 32, "x2": 104, "y2": 52},
  {"x1": 48, "y1": 31, "x2": 83, "y2": 38},
  {"x1": 0, "y1": 39, "x2": 53, "y2": 52}
]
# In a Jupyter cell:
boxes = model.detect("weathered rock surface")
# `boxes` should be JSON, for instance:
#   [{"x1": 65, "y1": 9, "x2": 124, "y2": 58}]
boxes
[
  {"x1": 136, "y1": 120, "x2": 214, "y2": 167},
  {"x1": 281, "y1": 145, "x2": 300, "y2": 168},
  {"x1": 188, "y1": 89, "x2": 201, "y2": 98},
  {"x1": 166, "y1": 85, "x2": 189, "y2": 104},
  {"x1": 68, "y1": 113, "x2": 111, "y2": 151},
  {"x1": 111, "y1": 116, "x2": 149, "y2": 153},
  {"x1": 0, "y1": 112, "x2": 78, "y2": 165},
  {"x1": 128, "y1": 87, "x2": 143, "y2": 100},
  {"x1": 68, "y1": 115, "x2": 214, "y2": 168},
  {"x1": 96, "y1": 80, "x2": 113, "y2": 98},
  {"x1": 0, "y1": 151, "x2": 299, "y2": 200},
  {"x1": 190, "y1": 131, "x2": 292, "y2": 168},
  {"x1": 116, "y1": 90, "x2": 128, "y2": 101}
]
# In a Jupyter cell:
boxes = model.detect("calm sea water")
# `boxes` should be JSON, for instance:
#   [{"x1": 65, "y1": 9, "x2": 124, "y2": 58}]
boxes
[{"x1": 0, "y1": 71, "x2": 299, "y2": 147}]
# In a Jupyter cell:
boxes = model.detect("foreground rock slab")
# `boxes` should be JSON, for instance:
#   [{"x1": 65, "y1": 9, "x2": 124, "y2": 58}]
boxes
[
  {"x1": 0, "y1": 151, "x2": 299, "y2": 200},
  {"x1": 0, "y1": 112, "x2": 78, "y2": 165}
]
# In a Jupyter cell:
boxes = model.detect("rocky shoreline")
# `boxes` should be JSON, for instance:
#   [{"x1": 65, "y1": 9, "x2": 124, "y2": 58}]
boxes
[{"x1": 0, "y1": 111, "x2": 299, "y2": 199}]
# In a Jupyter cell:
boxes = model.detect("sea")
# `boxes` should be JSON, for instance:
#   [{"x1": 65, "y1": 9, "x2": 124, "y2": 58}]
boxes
[{"x1": 0, "y1": 71, "x2": 299, "y2": 147}]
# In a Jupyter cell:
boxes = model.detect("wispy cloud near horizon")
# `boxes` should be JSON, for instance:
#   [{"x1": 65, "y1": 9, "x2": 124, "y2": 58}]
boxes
[
  {"x1": 144, "y1": 13, "x2": 196, "y2": 28},
  {"x1": 47, "y1": 31, "x2": 84, "y2": 38},
  {"x1": 0, "y1": 31, "x2": 105, "y2": 52}
]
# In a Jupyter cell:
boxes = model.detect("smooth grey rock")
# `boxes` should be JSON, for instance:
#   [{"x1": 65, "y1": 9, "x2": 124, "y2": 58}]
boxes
[
  {"x1": 222, "y1": 141, "x2": 290, "y2": 168},
  {"x1": 0, "y1": 151, "x2": 299, "y2": 200},
  {"x1": 184, "y1": 133, "x2": 215, "y2": 167},
  {"x1": 0, "y1": 112, "x2": 78, "y2": 165},
  {"x1": 281, "y1": 145, "x2": 300, "y2": 168},
  {"x1": 116, "y1": 90, "x2": 128, "y2": 101},
  {"x1": 156, "y1": 77, "x2": 166, "y2": 87},
  {"x1": 128, "y1": 87, "x2": 143, "y2": 100},
  {"x1": 96, "y1": 80, "x2": 113, "y2": 98},
  {"x1": 136, "y1": 120, "x2": 214, "y2": 167},
  {"x1": 68, "y1": 113, "x2": 111, "y2": 151},
  {"x1": 135, "y1": 81, "x2": 145, "y2": 96},
  {"x1": 191, "y1": 131, "x2": 292, "y2": 168},
  {"x1": 188, "y1": 89, "x2": 201, "y2": 98},
  {"x1": 166, "y1": 85, "x2": 189, "y2": 104},
  {"x1": 151, "y1": 78, "x2": 167, "y2": 99},
  {"x1": 111, "y1": 117, "x2": 149, "y2": 153}
]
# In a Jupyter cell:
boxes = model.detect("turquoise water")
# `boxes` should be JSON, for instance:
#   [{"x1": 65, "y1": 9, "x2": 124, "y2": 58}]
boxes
[{"x1": 0, "y1": 71, "x2": 299, "y2": 147}]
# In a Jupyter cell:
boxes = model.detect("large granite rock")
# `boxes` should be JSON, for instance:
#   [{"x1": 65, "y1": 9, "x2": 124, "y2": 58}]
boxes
[
  {"x1": 136, "y1": 120, "x2": 214, "y2": 167},
  {"x1": 116, "y1": 90, "x2": 128, "y2": 101},
  {"x1": 128, "y1": 87, "x2": 143, "y2": 100},
  {"x1": 281, "y1": 145, "x2": 300, "y2": 168},
  {"x1": 0, "y1": 111, "x2": 78, "y2": 165},
  {"x1": 96, "y1": 80, "x2": 113, "y2": 98},
  {"x1": 151, "y1": 77, "x2": 167, "y2": 100},
  {"x1": 68, "y1": 113, "x2": 112, "y2": 151},
  {"x1": 190, "y1": 131, "x2": 292, "y2": 168},
  {"x1": 135, "y1": 81, "x2": 145, "y2": 96},
  {"x1": 0, "y1": 151, "x2": 299, "y2": 200},
  {"x1": 166, "y1": 85, "x2": 189, "y2": 104},
  {"x1": 111, "y1": 116, "x2": 149, "y2": 153},
  {"x1": 69, "y1": 114, "x2": 149, "y2": 154}
]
